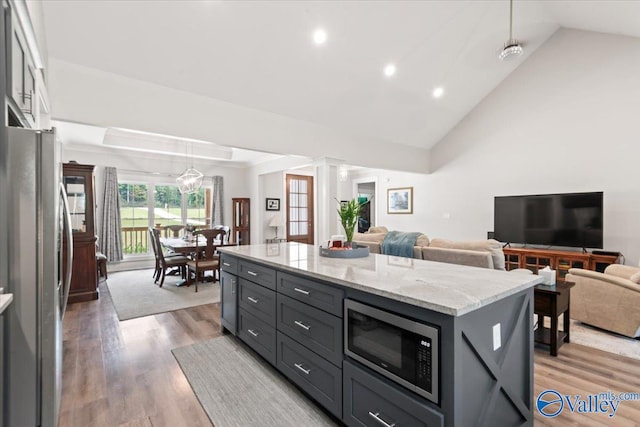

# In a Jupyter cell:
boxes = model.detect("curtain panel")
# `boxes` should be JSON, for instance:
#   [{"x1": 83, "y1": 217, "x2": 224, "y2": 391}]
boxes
[
  {"x1": 211, "y1": 176, "x2": 224, "y2": 226},
  {"x1": 99, "y1": 167, "x2": 124, "y2": 262}
]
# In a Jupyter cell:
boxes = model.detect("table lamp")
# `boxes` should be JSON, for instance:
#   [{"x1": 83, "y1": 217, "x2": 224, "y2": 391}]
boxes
[{"x1": 269, "y1": 215, "x2": 282, "y2": 239}]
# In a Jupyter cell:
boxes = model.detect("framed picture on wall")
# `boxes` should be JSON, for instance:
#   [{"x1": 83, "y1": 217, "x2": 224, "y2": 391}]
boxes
[
  {"x1": 387, "y1": 187, "x2": 413, "y2": 214},
  {"x1": 266, "y1": 198, "x2": 280, "y2": 211}
]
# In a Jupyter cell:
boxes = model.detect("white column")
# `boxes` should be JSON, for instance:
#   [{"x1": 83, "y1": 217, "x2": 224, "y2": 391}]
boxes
[{"x1": 314, "y1": 157, "x2": 343, "y2": 245}]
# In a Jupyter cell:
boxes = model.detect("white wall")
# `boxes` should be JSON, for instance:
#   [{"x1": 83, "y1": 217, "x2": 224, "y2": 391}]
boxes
[
  {"x1": 261, "y1": 171, "x2": 285, "y2": 241},
  {"x1": 427, "y1": 29, "x2": 640, "y2": 264}
]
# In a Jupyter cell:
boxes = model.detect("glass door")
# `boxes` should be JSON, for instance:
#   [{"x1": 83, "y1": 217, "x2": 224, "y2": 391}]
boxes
[{"x1": 286, "y1": 174, "x2": 314, "y2": 244}]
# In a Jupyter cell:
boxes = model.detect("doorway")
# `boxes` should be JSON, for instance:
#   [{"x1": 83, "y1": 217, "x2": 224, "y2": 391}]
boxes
[
  {"x1": 355, "y1": 180, "x2": 376, "y2": 232},
  {"x1": 286, "y1": 174, "x2": 314, "y2": 244}
]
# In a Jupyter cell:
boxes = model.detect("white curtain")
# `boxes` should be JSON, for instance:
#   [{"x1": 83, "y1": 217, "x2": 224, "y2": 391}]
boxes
[
  {"x1": 211, "y1": 176, "x2": 224, "y2": 226},
  {"x1": 99, "y1": 167, "x2": 123, "y2": 261}
]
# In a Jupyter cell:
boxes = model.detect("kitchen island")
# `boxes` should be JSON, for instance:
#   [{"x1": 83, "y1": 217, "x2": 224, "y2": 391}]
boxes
[{"x1": 218, "y1": 242, "x2": 542, "y2": 427}]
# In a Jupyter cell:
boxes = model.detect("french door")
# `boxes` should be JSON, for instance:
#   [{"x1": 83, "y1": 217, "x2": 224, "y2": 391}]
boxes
[{"x1": 286, "y1": 174, "x2": 314, "y2": 244}]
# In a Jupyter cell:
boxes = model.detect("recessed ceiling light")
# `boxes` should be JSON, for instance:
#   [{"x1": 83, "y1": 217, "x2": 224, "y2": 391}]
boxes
[
  {"x1": 383, "y1": 63, "x2": 396, "y2": 77},
  {"x1": 432, "y1": 87, "x2": 444, "y2": 98},
  {"x1": 313, "y1": 28, "x2": 327, "y2": 45}
]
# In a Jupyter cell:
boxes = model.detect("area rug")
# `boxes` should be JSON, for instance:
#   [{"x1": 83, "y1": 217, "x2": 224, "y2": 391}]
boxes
[
  {"x1": 172, "y1": 335, "x2": 337, "y2": 427},
  {"x1": 105, "y1": 269, "x2": 220, "y2": 321},
  {"x1": 569, "y1": 319, "x2": 640, "y2": 361}
]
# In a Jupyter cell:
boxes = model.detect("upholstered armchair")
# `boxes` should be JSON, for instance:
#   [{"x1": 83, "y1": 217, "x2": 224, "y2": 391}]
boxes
[{"x1": 566, "y1": 264, "x2": 640, "y2": 338}]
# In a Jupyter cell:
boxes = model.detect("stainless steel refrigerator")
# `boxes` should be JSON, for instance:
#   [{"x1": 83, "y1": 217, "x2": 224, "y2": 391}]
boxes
[{"x1": 1, "y1": 127, "x2": 73, "y2": 427}]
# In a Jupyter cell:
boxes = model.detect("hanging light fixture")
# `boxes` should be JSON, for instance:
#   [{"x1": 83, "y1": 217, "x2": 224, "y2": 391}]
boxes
[
  {"x1": 499, "y1": 0, "x2": 523, "y2": 61},
  {"x1": 338, "y1": 164, "x2": 349, "y2": 182},
  {"x1": 176, "y1": 142, "x2": 203, "y2": 194}
]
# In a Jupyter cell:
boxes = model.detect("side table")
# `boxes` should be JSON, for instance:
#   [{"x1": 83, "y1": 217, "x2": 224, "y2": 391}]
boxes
[
  {"x1": 265, "y1": 238, "x2": 287, "y2": 244},
  {"x1": 534, "y1": 282, "x2": 575, "y2": 356}
]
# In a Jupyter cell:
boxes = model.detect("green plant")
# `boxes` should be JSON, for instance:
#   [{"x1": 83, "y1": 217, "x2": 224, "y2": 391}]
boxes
[{"x1": 336, "y1": 198, "x2": 368, "y2": 243}]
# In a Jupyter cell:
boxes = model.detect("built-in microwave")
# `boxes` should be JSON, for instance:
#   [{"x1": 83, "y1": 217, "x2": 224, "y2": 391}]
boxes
[{"x1": 344, "y1": 299, "x2": 439, "y2": 404}]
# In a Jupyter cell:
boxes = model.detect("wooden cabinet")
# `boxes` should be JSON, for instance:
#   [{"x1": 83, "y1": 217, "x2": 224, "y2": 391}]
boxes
[
  {"x1": 63, "y1": 163, "x2": 98, "y2": 303},
  {"x1": 232, "y1": 198, "x2": 250, "y2": 245},
  {"x1": 503, "y1": 247, "x2": 619, "y2": 283}
]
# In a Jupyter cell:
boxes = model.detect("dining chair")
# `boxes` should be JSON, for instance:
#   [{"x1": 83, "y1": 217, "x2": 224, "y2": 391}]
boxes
[
  {"x1": 213, "y1": 225, "x2": 231, "y2": 244},
  {"x1": 165, "y1": 224, "x2": 185, "y2": 238},
  {"x1": 186, "y1": 229, "x2": 226, "y2": 292},
  {"x1": 151, "y1": 228, "x2": 189, "y2": 287}
]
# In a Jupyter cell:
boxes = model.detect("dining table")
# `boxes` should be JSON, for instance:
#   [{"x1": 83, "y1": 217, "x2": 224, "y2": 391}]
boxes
[{"x1": 160, "y1": 237, "x2": 237, "y2": 285}]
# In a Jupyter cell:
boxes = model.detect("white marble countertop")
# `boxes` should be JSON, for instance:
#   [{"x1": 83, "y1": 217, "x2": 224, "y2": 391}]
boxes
[
  {"x1": 0, "y1": 293, "x2": 13, "y2": 314},
  {"x1": 219, "y1": 243, "x2": 543, "y2": 316}
]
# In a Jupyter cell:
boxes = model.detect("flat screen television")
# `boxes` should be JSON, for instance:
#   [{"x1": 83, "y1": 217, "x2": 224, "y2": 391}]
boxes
[{"x1": 494, "y1": 192, "x2": 603, "y2": 249}]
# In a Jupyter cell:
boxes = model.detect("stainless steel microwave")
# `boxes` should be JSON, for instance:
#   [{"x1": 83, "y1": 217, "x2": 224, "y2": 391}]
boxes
[{"x1": 344, "y1": 299, "x2": 439, "y2": 404}]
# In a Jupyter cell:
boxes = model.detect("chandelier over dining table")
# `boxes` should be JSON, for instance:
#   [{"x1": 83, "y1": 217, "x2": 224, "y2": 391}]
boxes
[{"x1": 176, "y1": 141, "x2": 203, "y2": 194}]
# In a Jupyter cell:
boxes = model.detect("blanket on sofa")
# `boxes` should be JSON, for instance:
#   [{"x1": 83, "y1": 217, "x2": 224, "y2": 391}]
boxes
[{"x1": 381, "y1": 231, "x2": 422, "y2": 258}]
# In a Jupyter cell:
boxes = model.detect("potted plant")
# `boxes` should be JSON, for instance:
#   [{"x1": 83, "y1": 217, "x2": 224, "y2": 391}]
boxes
[{"x1": 336, "y1": 198, "x2": 368, "y2": 246}]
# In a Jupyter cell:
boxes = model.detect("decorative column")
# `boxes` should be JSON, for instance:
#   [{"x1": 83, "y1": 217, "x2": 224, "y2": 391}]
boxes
[{"x1": 314, "y1": 157, "x2": 343, "y2": 245}]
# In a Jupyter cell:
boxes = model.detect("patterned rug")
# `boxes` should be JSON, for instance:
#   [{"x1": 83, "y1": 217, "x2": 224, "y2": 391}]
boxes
[
  {"x1": 105, "y1": 268, "x2": 220, "y2": 321},
  {"x1": 536, "y1": 314, "x2": 640, "y2": 360},
  {"x1": 172, "y1": 335, "x2": 337, "y2": 427},
  {"x1": 569, "y1": 319, "x2": 640, "y2": 361}
]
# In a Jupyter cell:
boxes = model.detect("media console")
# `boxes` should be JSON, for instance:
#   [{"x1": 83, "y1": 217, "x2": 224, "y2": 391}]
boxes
[
  {"x1": 503, "y1": 247, "x2": 620, "y2": 283},
  {"x1": 218, "y1": 243, "x2": 543, "y2": 426}
]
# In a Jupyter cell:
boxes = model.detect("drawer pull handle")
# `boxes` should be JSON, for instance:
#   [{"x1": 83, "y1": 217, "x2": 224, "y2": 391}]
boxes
[
  {"x1": 294, "y1": 320, "x2": 311, "y2": 331},
  {"x1": 247, "y1": 329, "x2": 259, "y2": 337},
  {"x1": 247, "y1": 296, "x2": 259, "y2": 304},
  {"x1": 223, "y1": 262, "x2": 231, "y2": 267},
  {"x1": 294, "y1": 363, "x2": 311, "y2": 375},
  {"x1": 247, "y1": 270, "x2": 258, "y2": 276},
  {"x1": 294, "y1": 287, "x2": 310, "y2": 295},
  {"x1": 368, "y1": 412, "x2": 396, "y2": 427}
]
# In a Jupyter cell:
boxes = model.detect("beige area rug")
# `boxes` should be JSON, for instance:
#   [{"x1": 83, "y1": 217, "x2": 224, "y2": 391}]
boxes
[
  {"x1": 105, "y1": 269, "x2": 220, "y2": 321},
  {"x1": 536, "y1": 314, "x2": 640, "y2": 360},
  {"x1": 569, "y1": 320, "x2": 640, "y2": 361},
  {"x1": 172, "y1": 336, "x2": 337, "y2": 427}
]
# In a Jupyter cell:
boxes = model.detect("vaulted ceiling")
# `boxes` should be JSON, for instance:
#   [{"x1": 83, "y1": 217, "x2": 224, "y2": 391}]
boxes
[{"x1": 42, "y1": 1, "x2": 640, "y2": 154}]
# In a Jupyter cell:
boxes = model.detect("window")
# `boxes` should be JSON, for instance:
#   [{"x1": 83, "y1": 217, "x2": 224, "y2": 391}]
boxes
[
  {"x1": 118, "y1": 180, "x2": 212, "y2": 256},
  {"x1": 119, "y1": 183, "x2": 149, "y2": 254},
  {"x1": 153, "y1": 185, "x2": 183, "y2": 228},
  {"x1": 186, "y1": 187, "x2": 208, "y2": 226}
]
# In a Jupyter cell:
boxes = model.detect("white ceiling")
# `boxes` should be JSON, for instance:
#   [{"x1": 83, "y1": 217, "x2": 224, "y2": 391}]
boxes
[
  {"x1": 53, "y1": 120, "x2": 284, "y2": 167},
  {"x1": 41, "y1": 1, "x2": 640, "y2": 152}
]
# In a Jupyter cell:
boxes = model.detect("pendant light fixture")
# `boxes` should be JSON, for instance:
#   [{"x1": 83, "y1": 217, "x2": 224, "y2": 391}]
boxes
[
  {"x1": 176, "y1": 142, "x2": 203, "y2": 194},
  {"x1": 499, "y1": 0, "x2": 523, "y2": 61}
]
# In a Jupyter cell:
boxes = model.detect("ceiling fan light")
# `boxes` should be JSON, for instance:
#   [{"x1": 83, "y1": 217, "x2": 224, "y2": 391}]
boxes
[{"x1": 499, "y1": 40, "x2": 523, "y2": 61}]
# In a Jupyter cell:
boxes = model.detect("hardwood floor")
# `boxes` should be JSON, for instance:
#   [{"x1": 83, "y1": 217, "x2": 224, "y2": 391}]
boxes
[
  {"x1": 59, "y1": 280, "x2": 640, "y2": 426},
  {"x1": 59, "y1": 281, "x2": 218, "y2": 427}
]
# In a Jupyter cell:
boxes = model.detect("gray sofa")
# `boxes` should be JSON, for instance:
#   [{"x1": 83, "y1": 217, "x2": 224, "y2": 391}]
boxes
[{"x1": 353, "y1": 226, "x2": 506, "y2": 270}]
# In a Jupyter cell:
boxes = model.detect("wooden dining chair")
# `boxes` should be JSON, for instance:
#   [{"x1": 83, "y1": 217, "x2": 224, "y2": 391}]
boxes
[
  {"x1": 186, "y1": 229, "x2": 226, "y2": 292},
  {"x1": 151, "y1": 228, "x2": 189, "y2": 287},
  {"x1": 165, "y1": 224, "x2": 185, "y2": 238}
]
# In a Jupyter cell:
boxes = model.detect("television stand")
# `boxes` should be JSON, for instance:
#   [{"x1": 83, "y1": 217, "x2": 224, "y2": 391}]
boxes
[{"x1": 503, "y1": 247, "x2": 620, "y2": 284}]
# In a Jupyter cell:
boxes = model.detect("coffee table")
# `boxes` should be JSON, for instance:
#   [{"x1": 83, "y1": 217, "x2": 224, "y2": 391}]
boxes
[{"x1": 533, "y1": 281, "x2": 575, "y2": 356}]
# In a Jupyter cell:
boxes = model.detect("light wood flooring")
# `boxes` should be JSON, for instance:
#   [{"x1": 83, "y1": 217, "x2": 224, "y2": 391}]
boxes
[{"x1": 60, "y1": 280, "x2": 640, "y2": 426}]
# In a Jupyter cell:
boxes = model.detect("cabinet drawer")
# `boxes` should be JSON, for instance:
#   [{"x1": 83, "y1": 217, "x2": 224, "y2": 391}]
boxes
[
  {"x1": 277, "y1": 294, "x2": 342, "y2": 367},
  {"x1": 277, "y1": 272, "x2": 344, "y2": 317},
  {"x1": 276, "y1": 332, "x2": 342, "y2": 419},
  {"x1": 238, "y1": 278, "x2": 276, "y2": 327},
  {"x1": 239, "y1": 260, "x2": 276, "y2": 290},
  {"x1": 238, "y1": 309, "x2": 276, "y2": 365},
  {"x1": 220, "y1": 255, "x2": 238, "y2": 275},
  {"x1": 343, "y1": 360, "x2": 443, "y2": 427}
]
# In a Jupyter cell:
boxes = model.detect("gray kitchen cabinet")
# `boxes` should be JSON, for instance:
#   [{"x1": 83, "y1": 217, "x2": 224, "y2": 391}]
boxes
[{"x1": 220, "y1": 270, "x2": 238, "y2": 335}]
